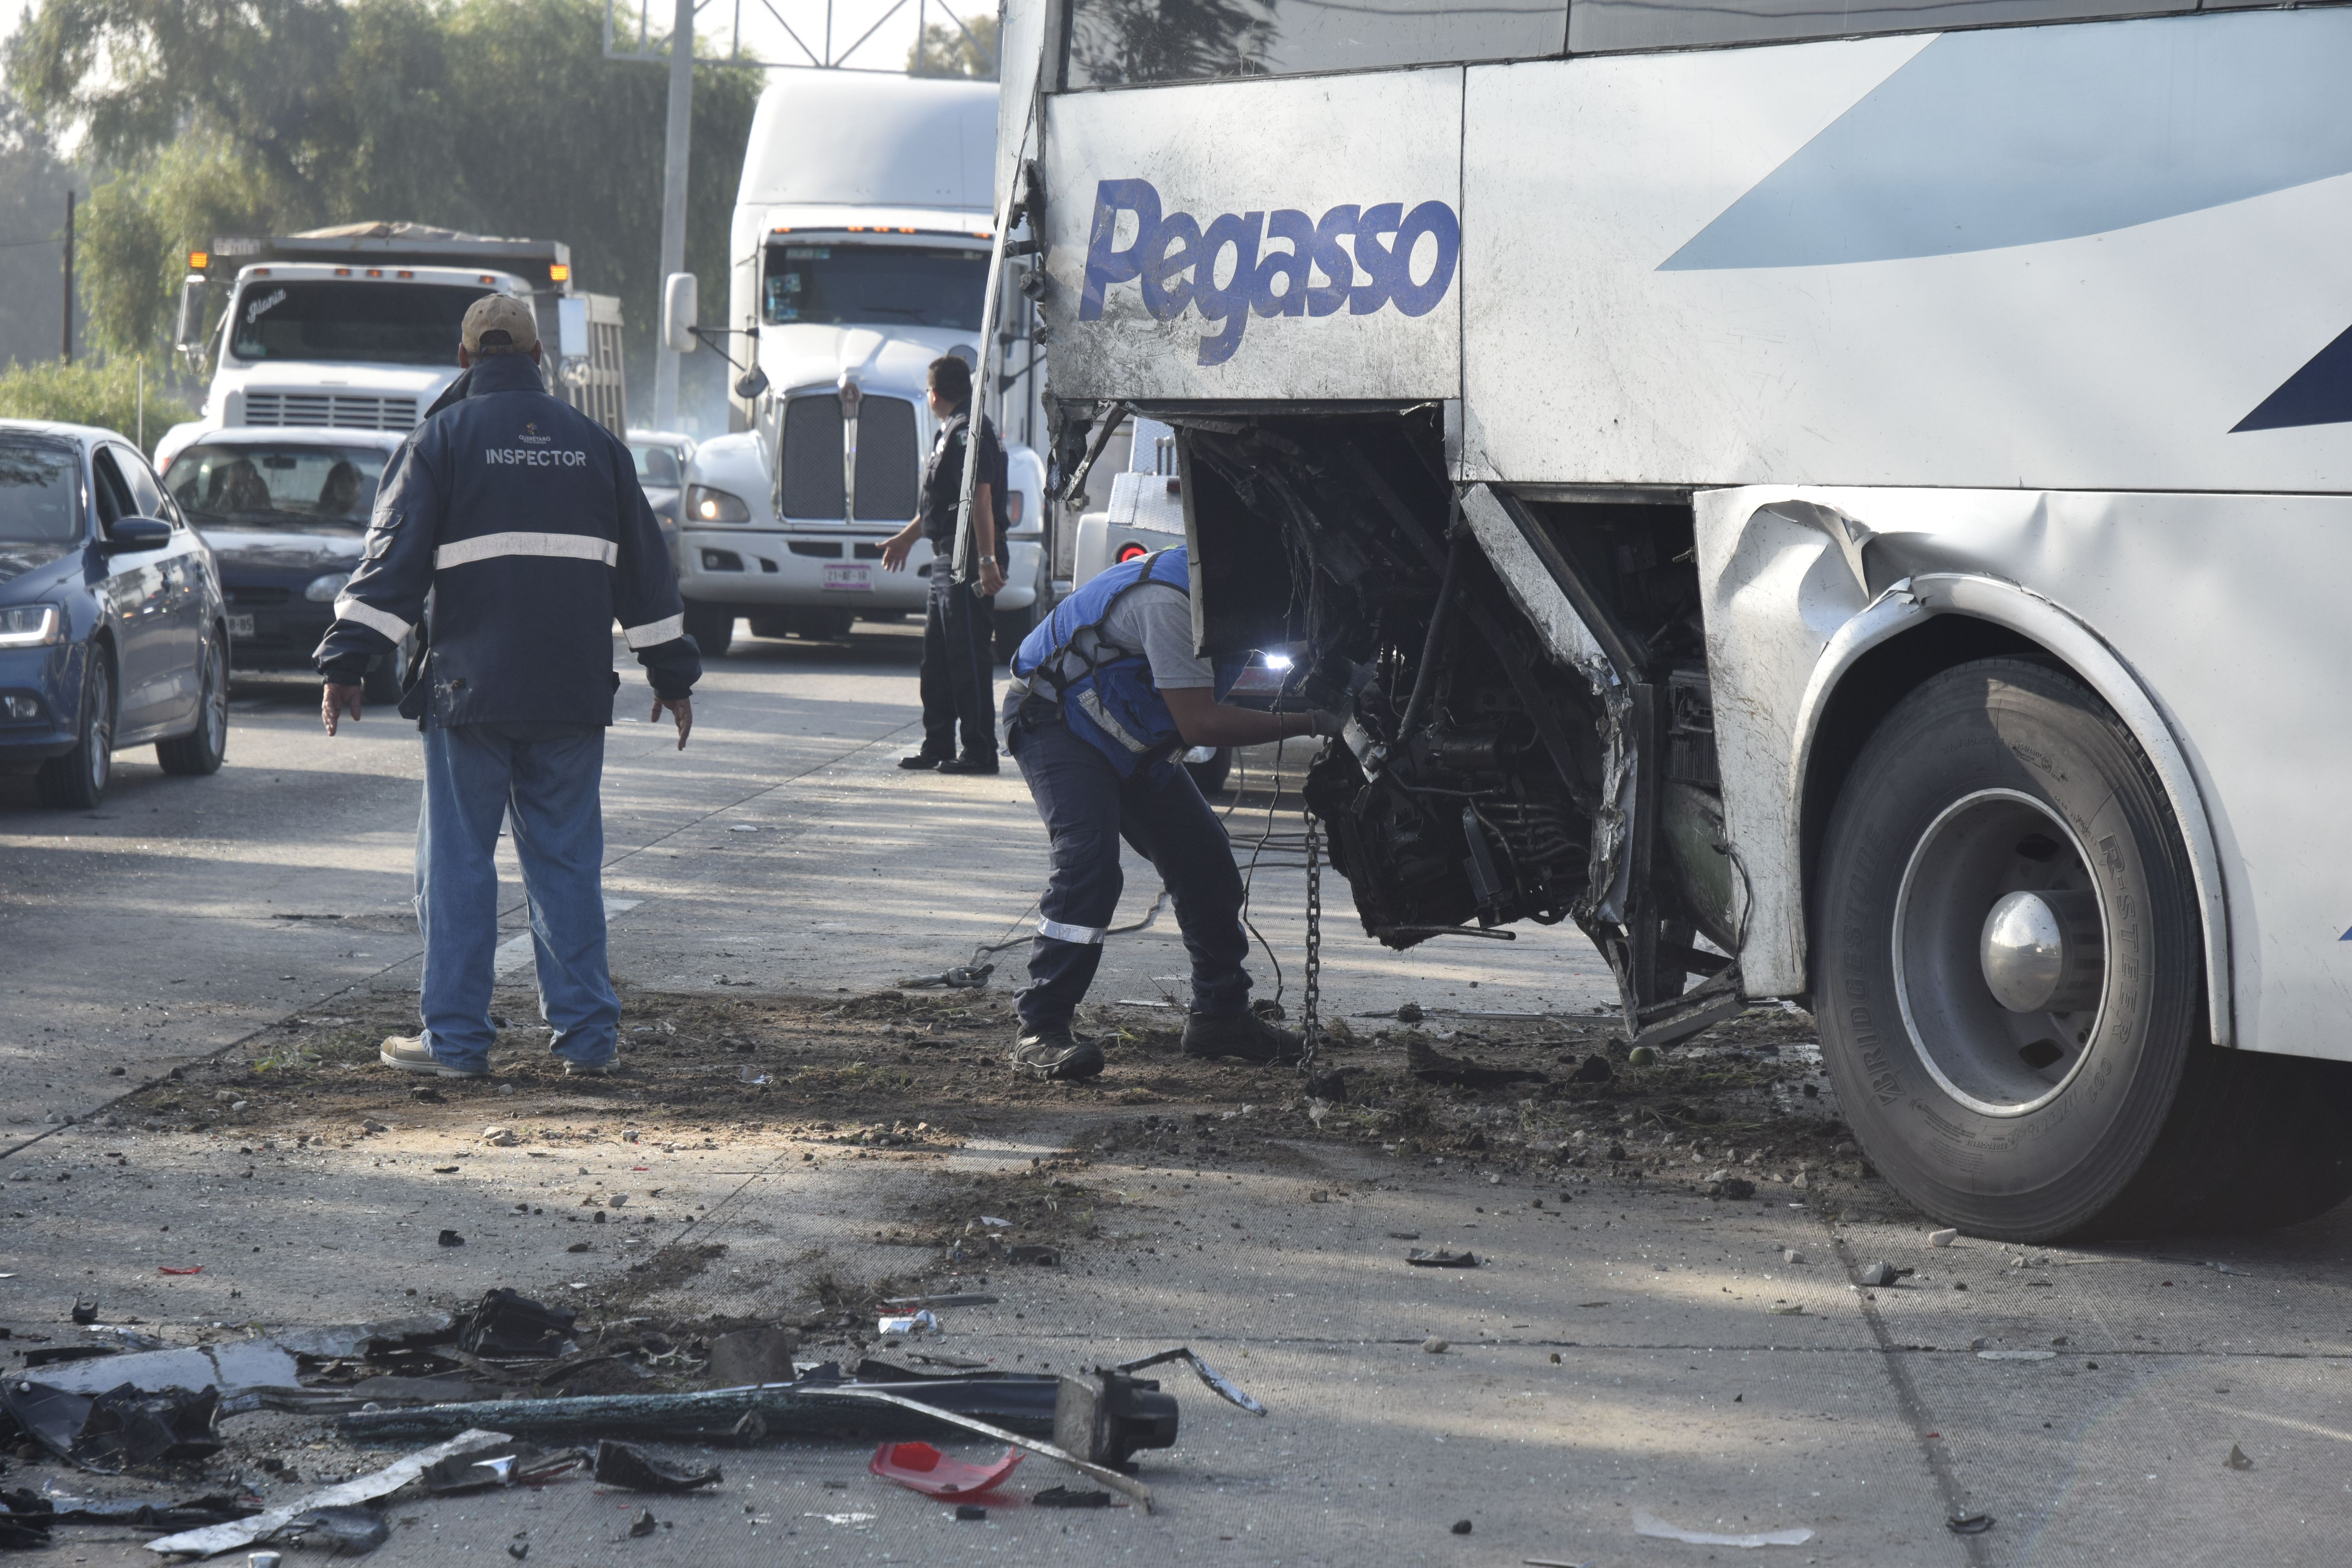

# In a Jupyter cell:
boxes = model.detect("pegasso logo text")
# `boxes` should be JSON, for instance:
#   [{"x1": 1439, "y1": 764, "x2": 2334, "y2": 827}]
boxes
[
  {"x1": 485, "y1": 447, "x2": 588, "y2": 467},
  {"x1": 1080, "y1": 179, "x2": 1461, "y2": 367}
]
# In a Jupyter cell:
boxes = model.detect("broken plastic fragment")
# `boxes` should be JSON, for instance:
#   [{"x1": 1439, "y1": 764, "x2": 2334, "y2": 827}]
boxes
[
  {"x1": 1633, "y1": 1510, "x2": 1813, "y2": 1547},
  {"x1": 868, "y1": 1441, "x2": 1023, "y2": 1498},
  {"x1": 276, "y1": 1503, "x2": 389, "y2": 1553},
  {"x1": 1032, "y1": 1486, "x2": 1112, "y2": 1508},
  {"x1": 1406, "y1": 1249, "x2": 1478, "y2": 1268},
  {"x1": 593, "y1": 1439, "x2": 722, "y2": 1492},
  {"x1": 1111, "y1": 1347, "x2": 1268, "y2": 1417}
]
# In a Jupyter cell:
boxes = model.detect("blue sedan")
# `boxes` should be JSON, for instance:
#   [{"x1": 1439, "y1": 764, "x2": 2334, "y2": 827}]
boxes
[{"x1": 0, "y1": 421, "x2": 230, "y2": 808}]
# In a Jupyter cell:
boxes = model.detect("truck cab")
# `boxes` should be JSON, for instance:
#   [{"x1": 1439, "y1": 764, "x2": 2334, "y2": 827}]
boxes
[
  {"x1": 676, "y1": 72, "x2": 1048, "y2": 659},
  {"x1": 166, "y1": 225, "x2": 628, "y2": 452}
]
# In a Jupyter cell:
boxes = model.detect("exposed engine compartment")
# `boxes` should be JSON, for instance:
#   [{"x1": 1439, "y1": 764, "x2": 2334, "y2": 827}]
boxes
[{"x1": 1068, "y1": 404, "x2": 1746, "y2": 1044}]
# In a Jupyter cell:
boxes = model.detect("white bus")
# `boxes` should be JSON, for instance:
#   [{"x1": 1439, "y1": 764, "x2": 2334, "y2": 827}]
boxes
[{"x1": 989, "y1": 0, "x2": 2352, "y2": 1240}]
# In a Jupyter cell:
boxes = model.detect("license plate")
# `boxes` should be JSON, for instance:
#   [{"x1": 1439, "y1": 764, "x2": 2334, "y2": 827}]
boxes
[
  {"x1": 227, "y1": 613, "x2": 255, "y2": 638},
  {"x1": 823, "y1": 564, "x2": 872, "y2": 592}
]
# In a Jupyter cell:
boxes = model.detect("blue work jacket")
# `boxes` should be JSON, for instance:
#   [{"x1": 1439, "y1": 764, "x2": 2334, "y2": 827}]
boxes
[{"x1": 313, "y1": 352, "x2": 700, "y2": 726}]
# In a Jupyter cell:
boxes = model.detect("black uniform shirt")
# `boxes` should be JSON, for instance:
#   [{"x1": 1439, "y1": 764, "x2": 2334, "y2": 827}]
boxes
[{"x1": 919, "y1": 405, "x2": 1010, "y2": 549}]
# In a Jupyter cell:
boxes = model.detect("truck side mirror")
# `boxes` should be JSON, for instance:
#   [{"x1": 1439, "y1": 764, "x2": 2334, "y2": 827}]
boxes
[
  {"x1": 174, "y1": 276, "x2": 207, "y2": 372},
  {"x1": 662, "y1": 273, "x2": 698, "y2": 354}
]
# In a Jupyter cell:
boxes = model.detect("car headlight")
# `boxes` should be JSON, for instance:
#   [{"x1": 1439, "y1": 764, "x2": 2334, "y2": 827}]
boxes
[
  {"x1": 687, "y1": 485, "x2": 751, "y2": 524},
  {"x1": 305, "y1": 572, "x2": 351, "y2": 604},
  {"x1": 0, "y1": 605, "x2": 63, "y2": 647}
]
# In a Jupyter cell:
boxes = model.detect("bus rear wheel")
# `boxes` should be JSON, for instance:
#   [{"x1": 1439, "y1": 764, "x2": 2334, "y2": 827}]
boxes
[{"x1": 1814, "y1": 657, "x2": 2352, "y2": 1241}]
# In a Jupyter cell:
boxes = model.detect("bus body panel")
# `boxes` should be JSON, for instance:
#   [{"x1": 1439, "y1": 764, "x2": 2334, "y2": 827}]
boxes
[
  {"x1": 1698, "y1": 484, "x2": 2352, "y2": 1063},
  {"x1": 1041, "y1": 69, "x2": 1464, "y2": 402},
  {"x1": 1463, "y1": 11, "x2": 2352, "y2": 492}
]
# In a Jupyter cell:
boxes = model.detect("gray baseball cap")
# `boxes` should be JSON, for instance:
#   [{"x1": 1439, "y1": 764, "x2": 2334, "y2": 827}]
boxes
[{"x1": 462, "y1": 293, "x2": 539, "y2": 355}]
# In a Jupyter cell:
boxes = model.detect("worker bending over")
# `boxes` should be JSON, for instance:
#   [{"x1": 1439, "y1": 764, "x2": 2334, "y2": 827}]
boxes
[{"x1": 999, "y1": 545, "x2": 1341, "y2": 1080}]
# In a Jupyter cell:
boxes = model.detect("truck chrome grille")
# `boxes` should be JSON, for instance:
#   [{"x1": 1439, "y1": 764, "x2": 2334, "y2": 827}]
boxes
[
  {"x1": 243, "y1": 391, "x2": 419, "y2": 432},
  {"x1": 778, "y1": 392, "x2": 919, "y2": 522}
]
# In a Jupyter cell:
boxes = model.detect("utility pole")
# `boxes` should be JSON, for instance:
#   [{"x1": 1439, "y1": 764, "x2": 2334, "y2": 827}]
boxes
[
  {"x1": 61, "y1": 190, "x2": 73, "y2": 365},
  {"x1": 652, "y1": 0, "x2": 694, "y2": 430}
]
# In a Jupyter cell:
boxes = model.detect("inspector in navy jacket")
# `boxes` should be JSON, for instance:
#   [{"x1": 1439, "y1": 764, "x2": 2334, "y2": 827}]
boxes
[{"x1": 312, "y1": 352, "x2": 700, "y2": 725}]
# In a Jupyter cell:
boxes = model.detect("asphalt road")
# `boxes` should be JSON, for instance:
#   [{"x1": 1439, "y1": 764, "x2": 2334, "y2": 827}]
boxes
[{"x1": 6, "y1": 626, "x2": 2351, "y2": 1566}]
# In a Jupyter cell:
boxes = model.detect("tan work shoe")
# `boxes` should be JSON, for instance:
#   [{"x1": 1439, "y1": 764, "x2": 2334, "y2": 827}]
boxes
[{"x1": 378, "y1": 1035, "x2": 486, "y2": 1078}]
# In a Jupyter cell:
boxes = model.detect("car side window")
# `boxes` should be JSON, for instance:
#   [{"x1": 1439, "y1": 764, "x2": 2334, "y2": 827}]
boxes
[
  {"x1": 113, "y1": 445, "x2": 170, "y2": 523},
  {"x1": 91, "y1": 448, "x2": 131, "y2": 530}
]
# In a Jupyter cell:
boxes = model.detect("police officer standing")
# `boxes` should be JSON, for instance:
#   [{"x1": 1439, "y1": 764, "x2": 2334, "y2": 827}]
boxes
[
  {"x1": 999, "y1": 544, "x2": 1345, "y2": 1080},
  {"x1": 880, "y1": 355, "x2": 1007, "y2": 774},
  {"x1": 315, "y1": 295, "x2": 701, "y2": 1079}
]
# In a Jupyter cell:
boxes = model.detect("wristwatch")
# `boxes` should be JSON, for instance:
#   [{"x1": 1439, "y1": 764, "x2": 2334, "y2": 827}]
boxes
[{"x1": 979, "y1": 554, "x2": 998, "y2": 566}]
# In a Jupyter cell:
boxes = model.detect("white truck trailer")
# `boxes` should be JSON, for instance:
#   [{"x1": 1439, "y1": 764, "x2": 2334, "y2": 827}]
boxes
[{"x1": 667, "y1": 71, "x2": 1047, "y2": 658}]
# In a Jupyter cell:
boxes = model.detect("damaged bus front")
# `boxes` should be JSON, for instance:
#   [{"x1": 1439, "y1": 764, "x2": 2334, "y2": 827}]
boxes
[{"x1": 988, "y1": 0, "x2": 2352, "y2": 1242}]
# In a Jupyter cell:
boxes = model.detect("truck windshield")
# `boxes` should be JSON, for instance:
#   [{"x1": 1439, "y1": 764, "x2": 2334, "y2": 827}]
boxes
[
  {"x1": 167, "y1": 443, "x2": 388, "y2": 531},
  {"x1": 229, "y1": 280, "x2": 492, "y2": 365},
  {"x1": 762, "y1": 245, "x2": 986, "y2": 331},
  {"x1": 0, "y1": 437, "x2": 78, "y2": 543}
]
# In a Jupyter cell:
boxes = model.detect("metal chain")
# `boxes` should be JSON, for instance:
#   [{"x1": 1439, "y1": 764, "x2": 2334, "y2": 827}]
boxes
[{"x1": 1301, "y1": 809, "x2": 1323, "y2": 1084}]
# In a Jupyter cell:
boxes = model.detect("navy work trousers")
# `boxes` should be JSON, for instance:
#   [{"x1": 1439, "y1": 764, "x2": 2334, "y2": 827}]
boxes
[
  {"x1": 920, "y1": 569, "x2": 996, "y2": 759},
  {"x1": 1009, "y1": 714, "x2": 1251, "y2": 1033}
]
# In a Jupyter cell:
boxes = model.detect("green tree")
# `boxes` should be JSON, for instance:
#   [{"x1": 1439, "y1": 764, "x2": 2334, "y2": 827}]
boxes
[
  {"x1": 0, "y1": 359, "x2": 192, "y2": 454},
  {"x1": 908, "y1": 11, "x2": 998, "y2": 78},
  {"x1": 6, "y1": 0, "x2": 759, "y2": 382}
]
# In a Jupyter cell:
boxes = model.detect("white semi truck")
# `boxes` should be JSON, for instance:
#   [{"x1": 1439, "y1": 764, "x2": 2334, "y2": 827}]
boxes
[
  {"x1": 665, "y1": 72, "x2": 1048, "y2": 659},
  {"x1": 165, "y1": 223, "x2": 628, "y2": 448}
]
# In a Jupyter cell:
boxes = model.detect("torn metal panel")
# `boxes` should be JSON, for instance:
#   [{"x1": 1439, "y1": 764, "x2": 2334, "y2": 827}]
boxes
[
  {"x1": 1460, "y1": 484, "x2": 1637, "y2": 924},
  {"x1": 1696, "y1": 485, "x2": 2243, "y2": 1047},
  {"x1": 26, "y1": 1341, "x2": 299, "y2": 1399},
  {"x1": 144, "y1": 1428, "x2": 512, "y2": 1559}
]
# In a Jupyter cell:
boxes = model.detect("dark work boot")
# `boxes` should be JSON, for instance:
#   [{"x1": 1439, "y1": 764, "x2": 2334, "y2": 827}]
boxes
[
  {"x1": 898, "y1": 748, "x2": 951, "y2": 770},
  {"x1": 938, "y1": 751, "x2": 1000, "y2": 775},
  {"x1": 1181, "y1": 1010, "x2": 1304, "y2": 1064},
  {"x1": 1010, "y1": 1027, "x2": 1106, "y2": 1082}
]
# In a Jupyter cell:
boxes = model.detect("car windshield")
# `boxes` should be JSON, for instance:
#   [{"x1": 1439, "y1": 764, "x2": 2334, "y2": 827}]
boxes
[
  {"x1": 0, "y1": 437, "x2": 80, "y2": 544},
  {"x1": 762, "y1": 245, "x2": 986, "y2": 331},
  {"x1": 630, "y1": 442, "x2": 681, "y2": 487},
  {"x1": 167, "y1": 443, "x2": 389, "y2": 531},
  {"x1": 229, "y1": 280, "x2": 492, "y2": 365}
]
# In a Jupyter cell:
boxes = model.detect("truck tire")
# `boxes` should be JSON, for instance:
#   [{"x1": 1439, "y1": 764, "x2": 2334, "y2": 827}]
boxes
[
  {"x1": 37, "y1": 653, "x2": 114, "y2": 810},
  {"x1": 683, "y1": 602, "x2": 734, "y2": 658},
  {"x1": 1813, "y1": 657, "x2": 2352, "y2": 1240},
  {"x1": 157, "y1": 634, "x2": 229, "y2": 777}
]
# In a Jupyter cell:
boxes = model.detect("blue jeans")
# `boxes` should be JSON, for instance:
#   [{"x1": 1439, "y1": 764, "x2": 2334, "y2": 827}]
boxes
[
  {"x1": 1008, "y1": 713, "x2": 1251, "y2": 1034},
  {"x1": 416, "y1": 719, "x2": 619, "y2": 1073}
]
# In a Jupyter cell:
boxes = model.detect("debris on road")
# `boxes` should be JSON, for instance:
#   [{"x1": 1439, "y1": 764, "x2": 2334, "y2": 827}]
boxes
[
  {"x1": 421, "y1": 1443, "x2": 587, "y2": 1494},
  {"x1": 1032, "y1": 1486, "x2": 1112, "y2": 1508},
  {"x1": 1451, "y1": 1519, "x2": 1474, "y2": 1534},
  {"x1": 1976, "y1": 1350, "x2": 2055, "y2": 1362},
  {"x1": 1632, "y1": 1510, "x2": 1813, "y2": 1547},
  {"x1": 593, "y1": 1440, "x2": 722, "y2": 1492},
  {"x1": 277, "y1": 1503, "x2": 389, "y2": 1553},
  {"x1": 954, "y1": 1503, "x2": 987, "y2": 1520},
  {"x1": 878, "y1": 1310, "x2": 942, "y2": 1339},
  {"x1": 1929, "y1": 1229, "x2": 1959, "y2": 1247},
  {"x1": 143, "y1": 1426, "x2": 512, "y2": 1559},
  {"x1": 1947, "y1": 1513, "x2": 1995, "y2": 1534},
  {"x1": 1407, "y1": 1037, "x2": 1546, "y2": 1089},
  {"x1": 706, "y1": 1326, "x2": 800, "y2": 1387},
  {"x1": 868, "y1": 1440, "x2": 1022, "y2": 1497},
  {"x1": 459, "y1": 1290, "x2": 577, "y2": 1359},
  {"x1": 438, "y1": 1230, "x2": 465, "y2": 1247},
  {"x1": 625, "y1": 1507, "x2": 660, "y2": 1538},
  {"x1": 1853, "y1": 1261, "x2": 1912, "y2": 1287},
  {"x1": 2226, "y1": 1444, "x2": 2254, "y2": 1470},
  {"x1": 0, "y1": 1379, "x2": 223, "y2": 1472},
  {"x1": 1407, "y1": 1249, "x2": 1479, "y2": 1268},
  {"x1": 1423, "y1": 1337, "x2": 1449, "y2": 1354},
  {"x1": 22, "y1": 1341, "x2": 298, "y2": 1399}
]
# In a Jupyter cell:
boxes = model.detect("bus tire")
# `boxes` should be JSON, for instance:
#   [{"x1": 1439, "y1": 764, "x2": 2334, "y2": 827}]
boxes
[
  {"x1": 1813, "y1": 656, "x2": 2352, "y2": 1240},
  {"x1": 683, "y1": 602, "x2": 734, "y2": 658}
]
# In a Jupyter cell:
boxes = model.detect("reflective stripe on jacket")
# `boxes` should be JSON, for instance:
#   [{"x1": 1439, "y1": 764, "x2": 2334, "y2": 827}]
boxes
[
  {"x1": 1010, "y1": 546, "x2": 1241, "y2": 779},
  {"x1": 312, "y1": 352, "x2": 700, "y2": 725}
]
